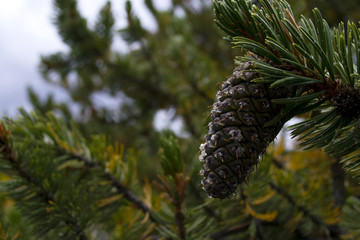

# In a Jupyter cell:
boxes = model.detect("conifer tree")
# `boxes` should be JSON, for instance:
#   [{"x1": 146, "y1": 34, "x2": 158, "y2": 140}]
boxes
[{"x1": 1, "y1": 0, "x2": 360, "y2": 239}]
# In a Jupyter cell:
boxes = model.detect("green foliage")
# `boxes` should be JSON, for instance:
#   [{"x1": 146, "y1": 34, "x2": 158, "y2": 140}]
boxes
[
  {"x1": 0, "y1": 194, "x2": 25, "y2": 240},
  {"x1": 0, "y1": 110, "x2": 128, "y2": 239},
  {"x1": 159, "y1": 130, "x2": 183, "y2": 176},
  {"x1": 0, "y1": 110, "x2": 359, "y2": 238},
  {"x1": 341, "y1": 196, "x2": 360, "y2": 239},
  {"x1": 155, "y1": 131, "x2": 216, "y2": 240}
]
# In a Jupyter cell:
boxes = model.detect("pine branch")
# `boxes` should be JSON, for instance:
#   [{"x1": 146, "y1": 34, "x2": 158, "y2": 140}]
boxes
[
  {"x1": 156, "y1": 172, "x2": 188, "y2": 239},
  {"x1": 269, "y1": 181, "x2": 322, "y2": 224},
  {"x1": 174, "y1": 193, "x2": 186, "y2": 240},
  {"x1": 156, "y1": 131, "x2": 191, "y2": 239},
  {"x1": 4, "y1": 109, "x2": 167, "y2": 231},
  {"x1": 63, "y1": 150, "x2": 175, "y2": 238},
  {"x1": 64, "y1": 151, "x2": 159, "y2": 224},
  {"x1": 0, "y1": 126, "x2": 89, "y2": 240},
  {"x1": 268, "y1": 155, "x2": 344, "y2": 238},
  {"x1": 0, "y1": 133, "x2": 53, "y2": 204},
  {"x1": 268, "y1": 181, "x2": 341, "y2": 238},
  {"x1": 214, "y1": 0, "x2": 360, "y2": 172},
  {"x1": 1, "y1": 111, "x2": 177, "y2": 238}
]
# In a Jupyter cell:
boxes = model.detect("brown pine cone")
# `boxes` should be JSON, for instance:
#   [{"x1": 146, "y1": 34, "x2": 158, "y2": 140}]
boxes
[{"x1": 200, "y1": 60, "x2": 290, "y2": 199}]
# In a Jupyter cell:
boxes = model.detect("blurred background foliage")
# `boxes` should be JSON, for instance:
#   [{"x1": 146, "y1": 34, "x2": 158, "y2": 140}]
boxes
[
  {"x1": 27, "y1": 0, "x2": 360, "y2": 156},
  {"x1": 1, "y1": 0, "x2": 360, "y2": 239}
]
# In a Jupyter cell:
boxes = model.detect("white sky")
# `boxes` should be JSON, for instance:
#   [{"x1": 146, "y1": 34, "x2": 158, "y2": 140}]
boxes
[{"x1": 0, "y1": 0, "x2": 170, "y2": 117}]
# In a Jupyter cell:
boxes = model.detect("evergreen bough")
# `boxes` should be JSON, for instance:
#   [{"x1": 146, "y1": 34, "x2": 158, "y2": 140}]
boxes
[{"x1": 200, "y1": 0, "x2": 360, "y2": 199}]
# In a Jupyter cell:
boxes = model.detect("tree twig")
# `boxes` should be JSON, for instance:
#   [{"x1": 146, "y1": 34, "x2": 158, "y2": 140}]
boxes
[
  {"x1": 66, "y1": 151, "x2": 160, "y2": 224},
  {"x1": 174, "y1": 197, "x2": 186, "y2": 240}
]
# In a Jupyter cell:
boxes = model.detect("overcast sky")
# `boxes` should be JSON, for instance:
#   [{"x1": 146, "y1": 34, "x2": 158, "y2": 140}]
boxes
[
  {"x1": 0, "y1": 0, "x2": 171, "y2": 117},
  {"x1": 0, "y1": 0, "x2": 297, "y2": 144}
]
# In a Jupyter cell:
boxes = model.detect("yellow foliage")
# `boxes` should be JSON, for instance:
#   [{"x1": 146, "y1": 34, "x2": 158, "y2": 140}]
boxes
[
  {"x1": 299, "y1": 179, "x2": 321, "y2": 199},
  {"x1": 141, "y1": 223, "x2": 156, "y2": 239},
  {"x1": 251, "y1": 191, "x2": 275, "y2": 205},
  {"x1": 245, "y1": 202, "x2": 278, "y2": 222},
  {"x1": 341, "y1": 233, "x2": 357, "y2": 240},
  {"x1": 117, "y1": 207, "x2": 142, "y2": 228},
  {"x1": 12, "y1": 231, "x2": 20, "y2": 240},
  {"x1": 2, "y1": 198, "x2": 14, "y2": 213},
  {"x1": 286, "y1": 151, "x2": 307, "y2": 171},
  {"x1": 280, "y1": 148, "x2": 332, "y2": 182},
  {"x1": 142, "y1": 178, "x2": 152, "y2": 208},
  {"x1": 46, "y1": 124, "x2": 77, "y2": 153},
  {"x1": 56, "y1": 160, "x2": 84, "y2": 171},
  {"x1": 106, "y1": 142, "x2": 124, "y2": 173},
  {"x1": 0, "y1": 224, "x2": 20, "y2": 240},
  {"x1": 0, "y1": 173, "x2": 10, "y2": 181},
  {"x1": 322, "y1": 204, "x2": 342, "y2": 225},
  {"x1": 97, "y1": 195, "x2": 122, "y2": 207},
  {"x1": 273, "y1": 135, "x2": 286, "y2": 157}
]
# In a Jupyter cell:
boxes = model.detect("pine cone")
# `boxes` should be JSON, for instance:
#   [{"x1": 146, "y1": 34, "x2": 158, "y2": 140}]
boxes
[{"x1": 200, "y1": 60, "x2": 290, "y2": 199}]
